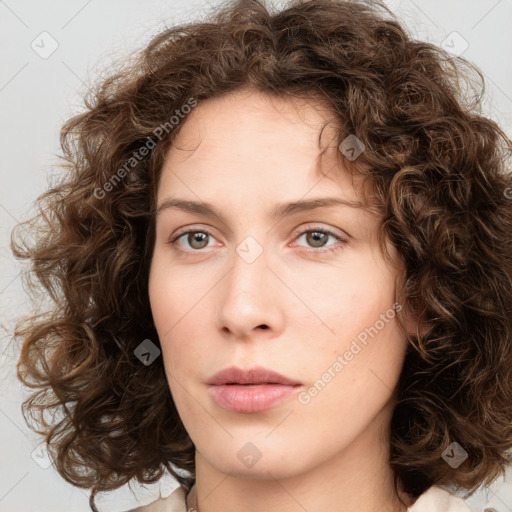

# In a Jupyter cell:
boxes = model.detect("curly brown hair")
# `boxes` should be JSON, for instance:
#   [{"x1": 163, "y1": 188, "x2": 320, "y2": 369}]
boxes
[{"x1": 10, "y1": 0, "x2": 512, "y2": 510}]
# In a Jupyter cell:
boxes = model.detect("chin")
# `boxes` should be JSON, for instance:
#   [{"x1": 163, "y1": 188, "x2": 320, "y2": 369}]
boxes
[
  {"x1": 203, "y1": 441, "x2": 310, "y2": 479},
  {"x1": 213, "y1": 458, "x2": 299, "y2": 480}
]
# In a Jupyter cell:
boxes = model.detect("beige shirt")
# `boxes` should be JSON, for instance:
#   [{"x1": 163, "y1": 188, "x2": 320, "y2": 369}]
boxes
[{"x1": 126, "y1": 483, "x2": 472, "y2": 512}]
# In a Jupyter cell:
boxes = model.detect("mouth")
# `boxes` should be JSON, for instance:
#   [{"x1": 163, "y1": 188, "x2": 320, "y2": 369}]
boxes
[
  {"x1": 225, "y1": 383, "x2": 280, "y2": 386},
  {"x1": 206, "y1": 366, "x2": 303, "y2": 413},
  {"x1": 207, "y1": 383, "x2": 301, "y2": 413}
]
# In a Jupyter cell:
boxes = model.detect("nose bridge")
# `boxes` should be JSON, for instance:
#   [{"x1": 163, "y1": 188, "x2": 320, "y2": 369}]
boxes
[
  {"x1": 231, "y1": 236, "x2": 267, "y2": 296},
  {"x1": 216, "y1": 234, "x2": 280, "y2": 336}
]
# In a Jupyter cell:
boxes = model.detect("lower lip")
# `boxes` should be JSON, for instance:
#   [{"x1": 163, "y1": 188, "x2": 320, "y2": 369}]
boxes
[{"x1": 208, "y1": 384, "x2": 300, "y2": 413}]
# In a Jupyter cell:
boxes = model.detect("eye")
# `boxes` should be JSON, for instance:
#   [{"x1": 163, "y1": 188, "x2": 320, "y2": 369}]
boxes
[
  {"x1": 168, "y1": 226, "x2": 348, "y2": 255},
  {"x1": 169, "y1": 229, "x2": 217, "y2": 252},
  {"x1": 293, "y1": 227, "x2": 347, "y2": 254}
]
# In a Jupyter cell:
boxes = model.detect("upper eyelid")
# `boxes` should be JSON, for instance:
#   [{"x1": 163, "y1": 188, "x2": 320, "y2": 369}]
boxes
[{"x1": 171, "y1": 222, "x2": 347, "y2": 238}]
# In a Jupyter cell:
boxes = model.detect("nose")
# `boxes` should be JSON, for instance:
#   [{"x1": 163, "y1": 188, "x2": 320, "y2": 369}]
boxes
[{"x1": 215, "y1": 241, "x2": 285, "y2": 341}]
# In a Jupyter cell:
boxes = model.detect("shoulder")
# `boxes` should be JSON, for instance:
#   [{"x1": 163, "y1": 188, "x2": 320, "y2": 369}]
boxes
[
  {"x1": 123, "y1": 485, "x2": 188, "y2": 512},
  {"x1": 407, "y1": 485, "x2": 472, "y2": 512}
]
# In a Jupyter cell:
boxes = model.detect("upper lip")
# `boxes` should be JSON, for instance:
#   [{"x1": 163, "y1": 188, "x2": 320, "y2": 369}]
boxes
[{"x1": 207, "y1": 366, "x2": 302, "y2": 386}]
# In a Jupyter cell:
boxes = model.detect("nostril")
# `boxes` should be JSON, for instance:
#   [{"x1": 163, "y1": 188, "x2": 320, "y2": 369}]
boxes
[{"x1": 258, "y1": 324, "x2": 269, "y2": 329}]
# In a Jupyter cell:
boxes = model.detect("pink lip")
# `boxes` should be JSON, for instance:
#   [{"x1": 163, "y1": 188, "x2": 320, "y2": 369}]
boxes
[
  {"x1": 206, "y1": 366, "x2": 302, "y2": 413},
  {"x1": 207, "y1": 366, "x2": 301, "y2": 386},
  {"x1": 208, "y1": 384, "x2": 299, "y2": 413}
]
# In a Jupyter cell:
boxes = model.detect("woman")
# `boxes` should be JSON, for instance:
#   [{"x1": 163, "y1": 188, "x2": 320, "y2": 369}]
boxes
[{"x1": 11, "y1": 0, "x2": 512, "y2": 511}]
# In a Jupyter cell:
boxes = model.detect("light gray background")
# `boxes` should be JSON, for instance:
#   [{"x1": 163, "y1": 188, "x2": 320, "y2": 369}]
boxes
[{"x1": 1, "y1": 1, "x2": 511, "y2": 511}]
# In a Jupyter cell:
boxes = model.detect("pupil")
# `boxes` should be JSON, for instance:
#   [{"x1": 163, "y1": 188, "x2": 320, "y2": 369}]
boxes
[
  {"x1": 308, "y1": 231, "x2": 327, "y2": 248},
  {"x1": 189, "y1": 232, "x2": 208, "y2": 249}
]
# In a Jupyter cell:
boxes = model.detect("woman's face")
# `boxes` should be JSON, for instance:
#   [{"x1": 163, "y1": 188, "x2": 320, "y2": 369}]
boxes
[{"x1": 149, "y1": 88, "x2": 409, "y2": 481}]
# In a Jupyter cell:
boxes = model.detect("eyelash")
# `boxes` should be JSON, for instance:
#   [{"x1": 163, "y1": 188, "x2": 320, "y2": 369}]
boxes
[{"x1": 168, "y1": 227, "x2": 347, "y2": 255}]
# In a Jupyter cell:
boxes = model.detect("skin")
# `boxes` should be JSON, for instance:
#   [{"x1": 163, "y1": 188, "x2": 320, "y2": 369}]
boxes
[{"x1": 148, "y1": 87, "x2": 415, "y2": 512}]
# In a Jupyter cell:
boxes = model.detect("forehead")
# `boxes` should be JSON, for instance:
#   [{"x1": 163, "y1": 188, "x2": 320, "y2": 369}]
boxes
[{"x1": 158, "y1": 88, "x2": 367, "y2": 203}]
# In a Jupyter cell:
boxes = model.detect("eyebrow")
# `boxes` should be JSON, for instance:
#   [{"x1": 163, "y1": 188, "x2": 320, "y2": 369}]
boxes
[{"x1": 155, "y1": 196, "x2": 364, "y2": 223}]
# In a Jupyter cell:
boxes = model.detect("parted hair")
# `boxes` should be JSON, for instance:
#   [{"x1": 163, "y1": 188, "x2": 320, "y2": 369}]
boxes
[{"x1": 11, "y1": 0, "x2": 512, "y2": 510}]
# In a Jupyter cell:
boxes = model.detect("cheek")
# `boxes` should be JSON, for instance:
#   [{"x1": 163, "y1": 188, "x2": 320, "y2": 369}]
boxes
[
  {"x1": 148, "y1": 256, "x2": 218, "y2": 385},
  {"x1": 148, "y1": 259, "x2": 193, "y2": 374},
  {"x1": 299, "y1": 253, "x2": 404, "y2": 394},
  {"x1": 148, "y1": 254, "x2": 209, "y2": 340},
  {"x1": 298, "y1": 252, "x2": 398, "y2": 342},
  {"x1": 148, "y1": 265, "x2": 177, "y2": 341}
]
